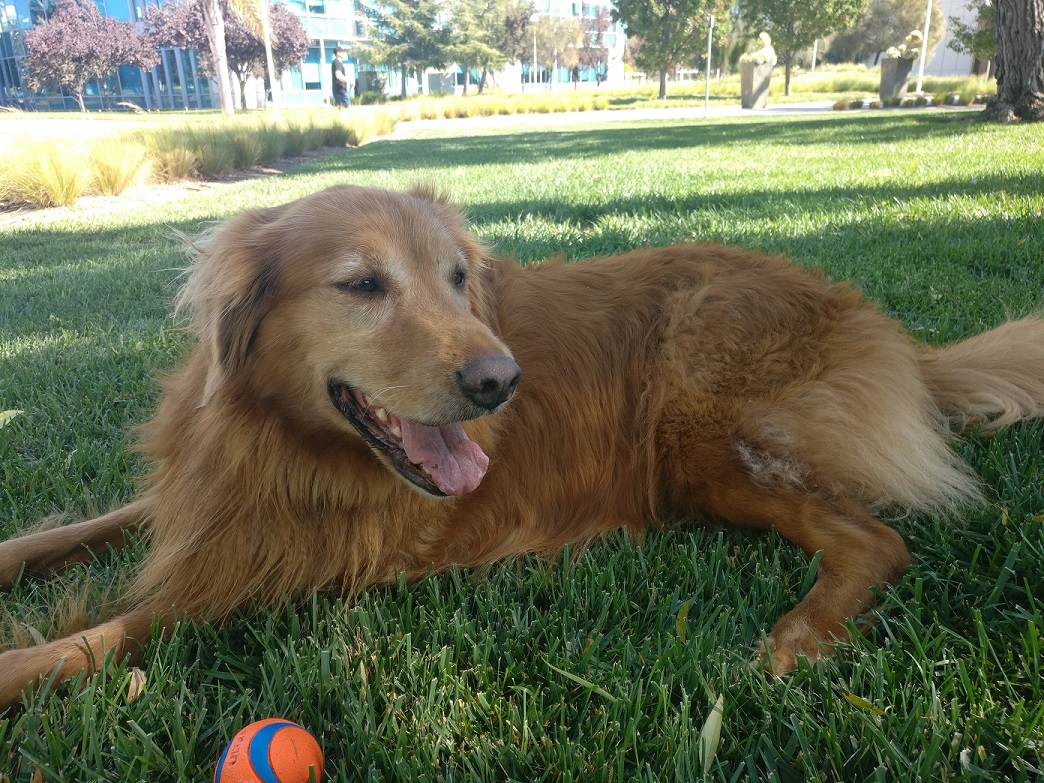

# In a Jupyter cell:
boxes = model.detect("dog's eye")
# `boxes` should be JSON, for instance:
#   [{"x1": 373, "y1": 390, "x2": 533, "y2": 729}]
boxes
[
  {"x1": 452, "y1": 270, "x2": 466, "y2": 288},
  {"x1": 337, "y1": 278, "x2": 384, "y2": 295}
]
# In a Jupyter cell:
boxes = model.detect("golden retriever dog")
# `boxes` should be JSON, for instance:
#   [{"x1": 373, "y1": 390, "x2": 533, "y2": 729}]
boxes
[{"x1": 1, "y1": 184, "x2": 1043, "y2": 710}]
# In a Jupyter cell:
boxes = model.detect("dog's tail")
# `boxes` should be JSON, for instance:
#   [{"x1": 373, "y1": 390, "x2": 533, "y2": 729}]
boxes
[{"x1": 919, "y1": 317, "x2": 1044, "y2": 435}]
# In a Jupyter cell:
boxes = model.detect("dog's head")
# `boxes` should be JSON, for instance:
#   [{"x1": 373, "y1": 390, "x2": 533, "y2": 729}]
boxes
[{"x1": 178, "y1": 185, "x2": 519, "y2": 497}]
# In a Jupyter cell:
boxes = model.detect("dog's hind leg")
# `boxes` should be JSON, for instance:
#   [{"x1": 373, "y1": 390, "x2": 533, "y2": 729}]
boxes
[
  {"x1": 671, "y1": 458, "x2": 912, "y2": 672},
  {"x1": 0, "y1": 603, "x2": 165, "y2": 711},
  {"x1": 0, "y1": 500, "x2": 150, "y2": 587}
]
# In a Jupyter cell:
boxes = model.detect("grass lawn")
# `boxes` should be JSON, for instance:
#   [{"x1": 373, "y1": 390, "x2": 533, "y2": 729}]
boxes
[{"x1": 1, "y1": 110, "x2": 1043, "y2": 781}]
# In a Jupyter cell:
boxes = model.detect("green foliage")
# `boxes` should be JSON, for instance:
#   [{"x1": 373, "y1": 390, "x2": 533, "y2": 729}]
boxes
[
  {"x1": 830, "y1": 0, "x2": 945, "y2": 63},
  {"x1": 356, "y1": 0, "x2": 450, "y2": 99},
  {"x1": 2, "y1": 113, "x2": 1043, "y2": 780},
  {"x1": 612, "y1": 0, "x2": 734, "y2": 97},
  {"x1": 948, "y1": 0, "x2": 997, "y2": 62},
  {"x1": 444, "y1": 0, "x2": 509, "y2": 94},
  {"x1": 741, "y1": 0, "x2": 868, "y2": 93}
]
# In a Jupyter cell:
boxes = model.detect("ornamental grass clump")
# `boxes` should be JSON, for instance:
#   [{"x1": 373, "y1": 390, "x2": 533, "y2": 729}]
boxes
[
  {"x1": 232, "y1": 133, "x2": 264, "y2": 169},
  {"x1": 91, "y1": 143, "x2": 150, "y2": 196},
  {"x1": 192, "y1": 130, "x2": 237, "y2": 177},
  {"x1": 0, "y1": 141, "x2": 93, "y2": 207},
  {"x1": 152, "y1": 147, "x2": 197, "y2": 183}
]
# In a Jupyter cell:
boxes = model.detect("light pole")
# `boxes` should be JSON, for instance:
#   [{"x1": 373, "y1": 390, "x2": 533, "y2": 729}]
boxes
[{"x1": 914, "y1": 0, "x2": 933, "y2": 94}]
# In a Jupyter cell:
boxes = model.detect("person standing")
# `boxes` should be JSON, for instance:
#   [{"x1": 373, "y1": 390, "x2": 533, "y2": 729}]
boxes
[{"x1": 332, "y1": 47, "x2": 354, "y2": 108}]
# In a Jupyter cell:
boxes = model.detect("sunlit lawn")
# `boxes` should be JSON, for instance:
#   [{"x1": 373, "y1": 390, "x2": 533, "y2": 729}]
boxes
[{"x1": 1, "y1": 110, "x2": 1042, "y2": 781}]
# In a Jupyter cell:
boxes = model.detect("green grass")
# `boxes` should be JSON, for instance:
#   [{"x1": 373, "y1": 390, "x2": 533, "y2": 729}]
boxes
[{"x1": 1, "y1": 111, "x2": 1043, "y2": 781}]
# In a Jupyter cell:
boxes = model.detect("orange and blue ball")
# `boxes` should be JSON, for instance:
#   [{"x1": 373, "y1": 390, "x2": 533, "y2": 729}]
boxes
[{"x1": 214, "y1": 718, "x2": 324, "y2": 783}]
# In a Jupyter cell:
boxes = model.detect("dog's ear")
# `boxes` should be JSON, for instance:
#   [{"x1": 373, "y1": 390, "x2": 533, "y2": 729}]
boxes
[
  {"x1": 177, "y1": 204, "x2": 288, "y2": 406},
  {"x1": 407, "y1": 184, "x2": 449, "y2": 205}
]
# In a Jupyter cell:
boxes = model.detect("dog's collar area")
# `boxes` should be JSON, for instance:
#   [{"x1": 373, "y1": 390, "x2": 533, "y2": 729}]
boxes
[{"x1": 328, "y1": 384, "x2": 490, "y2": 497}]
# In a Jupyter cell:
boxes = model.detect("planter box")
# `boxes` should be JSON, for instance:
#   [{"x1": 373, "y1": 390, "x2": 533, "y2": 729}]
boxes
[
  {"x1": 740, "y1": 62, "x2": 772, "y2": 110},
  {"x1": 880, "y1": 58, "x2": 915, "y2": 101}
]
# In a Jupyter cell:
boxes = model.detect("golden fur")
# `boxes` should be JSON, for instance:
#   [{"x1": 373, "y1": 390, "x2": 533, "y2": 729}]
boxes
[{"x1": 2, "y1": 185, "x2": 1043, "y2": 709}]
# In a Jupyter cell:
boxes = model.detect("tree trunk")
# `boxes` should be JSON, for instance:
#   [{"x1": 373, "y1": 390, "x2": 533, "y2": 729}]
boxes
[
  {"x1": 259, "y1": 0, "x2": 281, "y2": 118},
  {"x1": 982, "y1": 0, "x2": 1044, "y2": 121},
  {"x1": 200, "y1": 0, "x2": 236, "y2": 116},
  {"x1": 463, "y1": 67, "x2": 469, "y2": 95},
  {"x1": 658, "y1": 69, "x2": 667, "y2": 99},
  {"x1": 75, "y1": 86, "x2": 86, "y2": 113},
  {"x1": 784, "y1": 59, "x2": 793, "y2": 96},
  {"x1": 237, "y1": 74, "x2": 248, "y2": 111},
  {"x1": 400, "y1": 64, "x2": 408, "y2": 100}
]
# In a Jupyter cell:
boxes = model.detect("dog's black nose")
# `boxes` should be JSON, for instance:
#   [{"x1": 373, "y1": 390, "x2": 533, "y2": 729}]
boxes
[{"x1": 456, "y1": 353, "x2": 521, "y2": 411}]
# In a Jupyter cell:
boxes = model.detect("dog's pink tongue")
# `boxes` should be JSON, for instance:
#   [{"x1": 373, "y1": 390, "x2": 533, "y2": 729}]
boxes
[{"x1": 400, "y1": 420, "x2": 489, "y2": 496}]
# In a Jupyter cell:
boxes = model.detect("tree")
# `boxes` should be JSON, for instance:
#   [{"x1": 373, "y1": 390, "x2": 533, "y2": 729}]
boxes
[
  {"x1": 982, "y1": 0, "x2": 1044, "y2": 121},
  {"x1": 948, "y1": 0, "x2": 996, "y2": 72},
  {"x1": 829, "y1": 0, "x2": 944, "y2": 64},
  {"x1": 532, "y1": 14, "x2": 582, "y2": 83},
  {"x1": 445, "y1": 0, "x2": 508, "y2": 94},
  {"x1": 612, "y1": 0, "x2": 733, "y2": 99},
  {"x1": 200, "y1": 0, "x2": 236, "y2": 115},
  {"x1": 22, "y1": 0, "x2": 158, "y2": 112},
  {"x1": 497, "y1": 1, "x2": 535, "y2": 65},
  {"x1": 147, "y1": 0, "x2": 308, "y2": 111},
  {"x1": 740, "y1": 0, "x2": 867, "y2": 94},
  {"x1": 358, "y1": 0, "x2": 450, "y2": 99},
  {"x1": 577, "y1": 6, "x2": 612, "y2": 85}
]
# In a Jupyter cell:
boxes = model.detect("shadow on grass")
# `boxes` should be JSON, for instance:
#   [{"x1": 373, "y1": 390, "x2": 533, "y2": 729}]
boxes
[{"x1": 312, "y1": 112, "x2": 985, "y2": 173}]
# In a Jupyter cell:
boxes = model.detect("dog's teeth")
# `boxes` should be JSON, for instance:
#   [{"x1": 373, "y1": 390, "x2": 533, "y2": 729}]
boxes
[
  {"x1": 421, "y1": 465, "x2": 431, "y2": 475},
  {"x1": 391, "y1": 423, "x2": 402, "y2": 438},
  {"x1": 375, "y1": 407, "x2": 389, "y2": 423}
]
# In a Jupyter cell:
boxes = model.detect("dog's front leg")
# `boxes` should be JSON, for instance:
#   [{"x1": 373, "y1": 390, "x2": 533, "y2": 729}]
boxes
[
  {"x1": 0, "y1": 605, "x2": 163, "y2": 711},
  {"x1": 0, "y1": 500, "x2": 149, "y2": 587}
]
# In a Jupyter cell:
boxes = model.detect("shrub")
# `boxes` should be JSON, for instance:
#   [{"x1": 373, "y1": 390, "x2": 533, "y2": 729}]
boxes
[
  {"x1": 323, "y1": 120, "x2": 354, "y2": 148},
  {"x1": 0, "y1": 141, "x2": 93, "y2": 207},
  {"x1": 152, "y1": 148, "x2": 197, "y2": 183},
  {"x1": 303, "y1": 122, "x2": 326, "y2": 151},
  {"x1": 193, "y1": 132, "x2": 236, "y2": 177},
  {"x1": 92, "y1": 143, "x2": 150, "y2": 195},
  {"x1": 232, "y1": 133, "x2": 264, "y2": 170},
  {"x1": 257, "y1": 125, "x2": 286, "y2": 164},
  {"x1": 282, "y1": 123, "x2": 308, "y2": 157},
  {"x1": 358, "y1": 91, "x2": 385, "y2": 105}
]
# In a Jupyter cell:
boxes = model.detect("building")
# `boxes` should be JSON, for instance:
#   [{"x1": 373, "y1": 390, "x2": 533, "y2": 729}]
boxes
[
  {"x1": 0, "y1": 0, "x2": 625, "y2": 111},
  {"x1": 0, "y1": 0, "x2": 217, "y2": 110}
]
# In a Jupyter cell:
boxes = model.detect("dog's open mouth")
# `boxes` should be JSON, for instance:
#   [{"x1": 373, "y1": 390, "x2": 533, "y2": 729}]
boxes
[{"x1": 330, "y1": 384, "x2": 490, "y2": 497}]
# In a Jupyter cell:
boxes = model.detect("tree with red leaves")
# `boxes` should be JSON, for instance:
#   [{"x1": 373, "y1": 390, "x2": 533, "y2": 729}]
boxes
[
  {"x1": 22, "y1": 0, "x2": 159, "y2": 112},
  {"x1": 147, "y1": 0, "x2": 308, "y2": 110}
]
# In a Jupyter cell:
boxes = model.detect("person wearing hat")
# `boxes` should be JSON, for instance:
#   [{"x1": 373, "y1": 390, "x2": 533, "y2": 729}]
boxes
[{"x1": 332, "y1": 47, "x2": 354, "y2": 108}]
